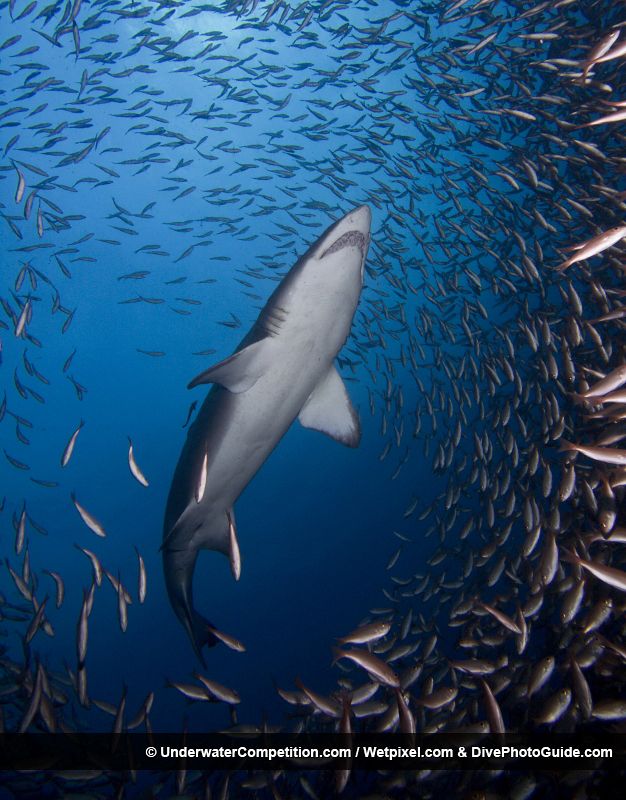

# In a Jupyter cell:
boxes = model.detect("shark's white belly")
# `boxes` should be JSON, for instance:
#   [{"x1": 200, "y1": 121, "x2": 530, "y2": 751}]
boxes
[{"x1": 200, "y1": 339, "x2": 327, "y2": 511}]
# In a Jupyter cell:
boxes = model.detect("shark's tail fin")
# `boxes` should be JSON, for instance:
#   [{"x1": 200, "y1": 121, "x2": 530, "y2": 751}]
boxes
[
  {"x1": 188, "y1": 609, "x2": 219, "y2": 666},
  {"x1": 162, "y1": 540, "x2": 220, "y2": 665}
]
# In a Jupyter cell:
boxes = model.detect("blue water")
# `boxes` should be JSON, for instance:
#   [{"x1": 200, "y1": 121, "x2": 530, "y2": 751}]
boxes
[
  {"x1": 2, "y1": 0, "x2": 615, "y2": 765},
  {"x1": 0, "y1": 0, "x2": 462, "y2": 734}
]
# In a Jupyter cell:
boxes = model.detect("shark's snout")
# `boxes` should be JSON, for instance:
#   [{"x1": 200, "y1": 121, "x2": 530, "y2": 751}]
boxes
[
  {"x1": 349, "y1": 204, "x2": 371, "y2": 232},
  {"x1": 320, "y1": 205, "x2": 372, "y2": 259}
]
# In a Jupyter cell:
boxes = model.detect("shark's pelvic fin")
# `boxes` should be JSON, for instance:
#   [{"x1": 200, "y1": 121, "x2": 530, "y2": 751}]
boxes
[
  {"x1": 187, "y1": 338, "x2": 275, "y2": 393},
  {"x1": 188, "y1": 607, "x2": 219, "y2": 666},
  {"x1": 160, "y1": 504, "x2": 194, "y2": 552},
  {"x1": 298, "y1": 364, "x2": 361, "y2": 448},
  {"x1": 162, "y1": 501, "x2": 232, "y2": 556}
]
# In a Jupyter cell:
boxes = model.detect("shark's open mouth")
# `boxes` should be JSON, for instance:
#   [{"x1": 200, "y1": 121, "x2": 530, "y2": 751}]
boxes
[{"x1": 321, "y1": 230, "x2": 367, "y2": 259}]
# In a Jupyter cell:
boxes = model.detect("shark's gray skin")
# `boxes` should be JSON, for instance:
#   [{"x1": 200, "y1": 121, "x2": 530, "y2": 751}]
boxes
[{"x1": 162, "y1": 205, "x2": 371, "y2": 661}]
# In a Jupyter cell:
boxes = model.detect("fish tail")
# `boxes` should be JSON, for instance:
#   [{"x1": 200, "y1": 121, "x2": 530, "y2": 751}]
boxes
[
  {"x1": 559, "y1": 548, "x2": 578, "y2": 565},
  {"x1": 339, "y1": 687, "x2": 352, "y2": 706},
  {"x1": 558, "y1": 438, "x2": 576, "y2": 453}
]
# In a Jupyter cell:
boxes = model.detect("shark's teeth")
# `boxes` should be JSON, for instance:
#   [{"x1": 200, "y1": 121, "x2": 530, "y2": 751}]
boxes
[{"x1": 320, "y1": 230, "x2": 366, "y2": 259}]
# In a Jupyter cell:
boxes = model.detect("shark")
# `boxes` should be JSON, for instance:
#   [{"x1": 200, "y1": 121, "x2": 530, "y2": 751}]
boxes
[{"x1": 162, "y1": 204, "x2": 372, "y2": 661}]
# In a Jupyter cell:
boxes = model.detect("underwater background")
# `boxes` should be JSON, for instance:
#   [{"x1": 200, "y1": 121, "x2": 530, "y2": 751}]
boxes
[{"x1": 1, "y1": 0, "x2": 626, "y2": 796}]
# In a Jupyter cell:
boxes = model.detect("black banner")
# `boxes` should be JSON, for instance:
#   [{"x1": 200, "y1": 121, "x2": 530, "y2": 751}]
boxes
[{"x1": 0, "y1": 733, "x2": 624, "y2": 771}]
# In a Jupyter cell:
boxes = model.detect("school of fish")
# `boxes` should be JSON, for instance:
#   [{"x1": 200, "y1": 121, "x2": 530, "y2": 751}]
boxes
[{"x1": 1, "y1": 0, "x2": 626, "y2": 797}]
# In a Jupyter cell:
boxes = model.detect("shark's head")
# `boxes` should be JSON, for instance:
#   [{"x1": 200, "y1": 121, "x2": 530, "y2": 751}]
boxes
[
  {"x1": 250, "y1": 204, "x2": 371, "y2": 347},
  {"x1": 286, "y1": 204, "x2": 371, "y2": 318},
  {"x1": 314, "y1": 204, "x2": 371, "y2": 284}
]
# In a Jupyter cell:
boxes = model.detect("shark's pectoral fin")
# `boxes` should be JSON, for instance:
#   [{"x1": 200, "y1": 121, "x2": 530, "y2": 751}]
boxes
[
  {"x1": 298, "y1": 364, "x2": 361, "y2": 448},
  {"x1": 187, "y1": 338, "x2": 274, "y2": 393}
]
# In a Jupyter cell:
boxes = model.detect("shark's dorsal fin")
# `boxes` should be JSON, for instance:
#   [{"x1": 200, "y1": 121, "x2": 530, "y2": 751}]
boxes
[
  {"x1": 298, "y1": 364, "x2": 361, "y2": 448},
  {"x1": 188, "y1": 338, "x2": 274, "y2": 393}
]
